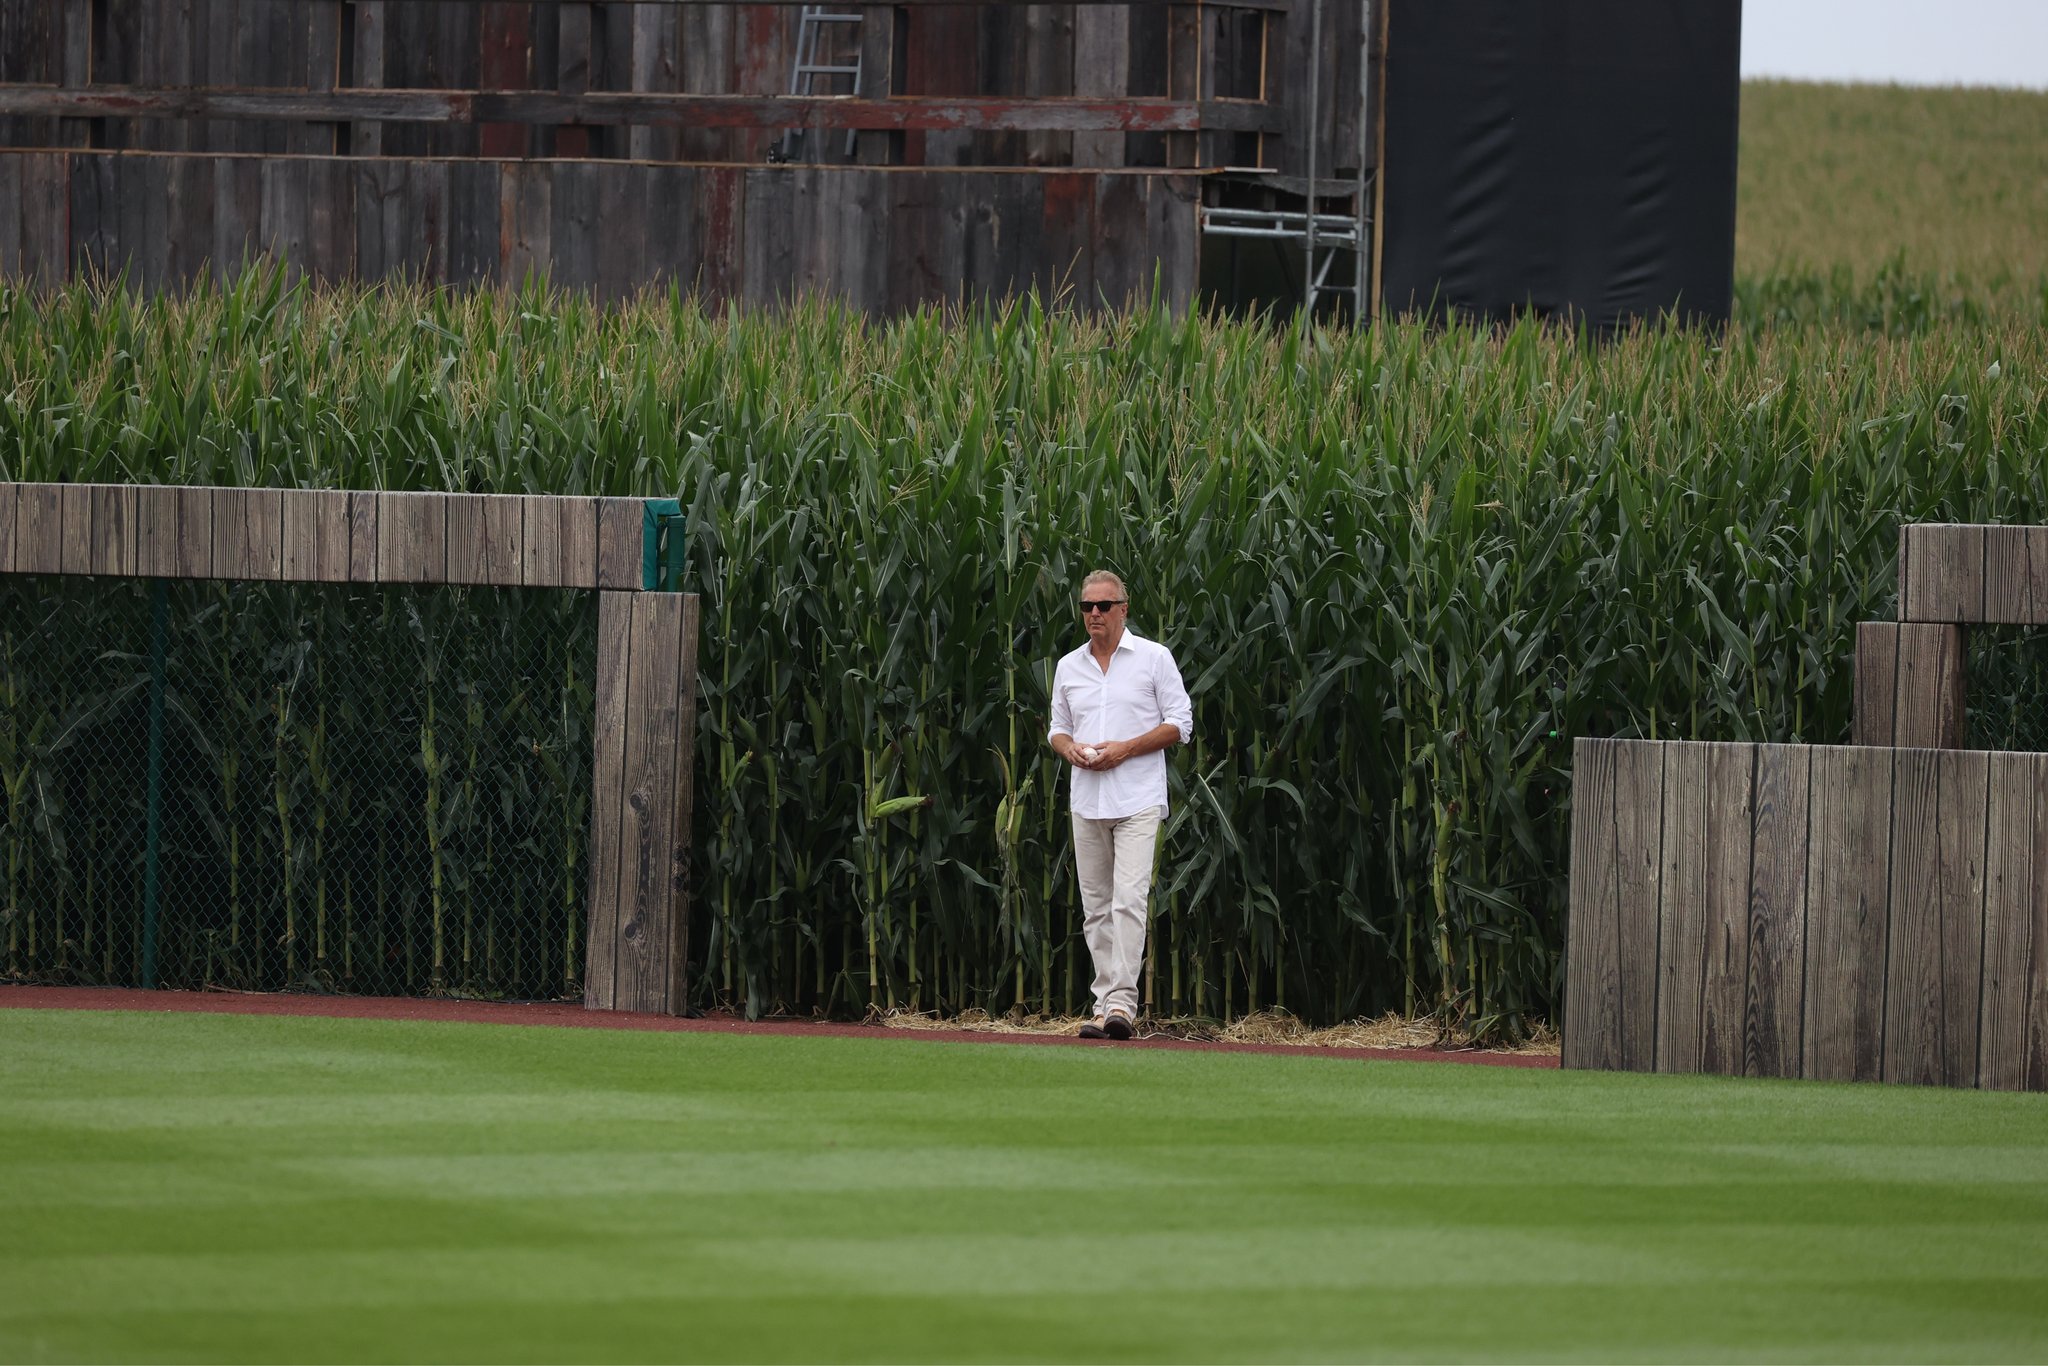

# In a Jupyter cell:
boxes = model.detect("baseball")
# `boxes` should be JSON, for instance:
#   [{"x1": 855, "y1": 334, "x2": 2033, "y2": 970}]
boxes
[{"x1": 1081, "y1": 745, "x2": 1100, "y2": 763}]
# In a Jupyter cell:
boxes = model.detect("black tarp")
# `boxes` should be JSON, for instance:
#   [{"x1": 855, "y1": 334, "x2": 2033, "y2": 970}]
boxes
[{"x1": 1377, "y1": 0, "x2": 1742, "y2": 328}]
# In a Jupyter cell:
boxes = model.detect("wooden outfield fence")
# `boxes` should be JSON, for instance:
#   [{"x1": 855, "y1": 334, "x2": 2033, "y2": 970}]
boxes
[
  {"x1": 1566, "y1": 523, "x2": 2048, "y2": 1090},
  {"x1": 1564, "y1": 738, "x2": 2047, "y2": 1091},
  {"x1": 0, "y1": 481, "x2": 699, "y2": 1015}
]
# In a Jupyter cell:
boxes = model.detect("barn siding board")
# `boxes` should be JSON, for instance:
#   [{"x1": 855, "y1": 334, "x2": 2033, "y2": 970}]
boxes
[
  {"x1": 22, "y1": 153, "x2": 70, "y2": 286},
  {"x1": 0, "y1": 156, "x2": 24, "y2": 280},
  {"x1": 165, "y1": 154, "x2": 213, "y2": 284},
  {"x1": 1698, "y1": 741, "x2": 1756, "y2": 1075},
  {"x1": 1979, "y1": 752, "x2": 2041, "y2": 1091},
  {"x1": 1654, "y1": 741, "x2": 1708, "y2": 1073},
  {"x1": 212, "y1": 154, "x2": 263, "y2": 285},
  {"x1": 582, "y1": 589, "x2": 632, "y2": 1010},
  {"x1": 1744, "y1": 743, "x2": 1809, "y2": 1079},
  {"x1": 1802, "y1": 744, "x2": 1892, "y2": 1083},
  {"x1": 1562, "y1": 737, "x2": 1621, "y2": 1071},
  {"x1": 8, "y1": 152, "x2": 1210, "y2": 314}
]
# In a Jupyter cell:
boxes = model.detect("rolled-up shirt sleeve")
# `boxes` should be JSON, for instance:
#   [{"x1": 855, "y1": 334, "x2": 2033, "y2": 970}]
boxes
[
  {"x1": 1048, "y1": 665, "x2": 1073, "y2": 741},
  {"x1": 1158, "y1": 650, "x2": 1193, "y2": 745}
]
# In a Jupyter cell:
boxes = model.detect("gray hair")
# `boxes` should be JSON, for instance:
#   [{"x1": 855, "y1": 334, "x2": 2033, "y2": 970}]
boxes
[{"x1": 1079, "y1": 569, "x2": 1127, "y2": 600}]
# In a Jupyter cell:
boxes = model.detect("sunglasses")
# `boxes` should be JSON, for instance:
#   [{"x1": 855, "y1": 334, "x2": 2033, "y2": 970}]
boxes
[{"x1": 1078, "y1": 599, "x2": 1125, "y2": 614}]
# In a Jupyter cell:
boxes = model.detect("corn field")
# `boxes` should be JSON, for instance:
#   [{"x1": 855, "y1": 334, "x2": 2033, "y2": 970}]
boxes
[{"x1": 2, "y1": 270, "x2": 2044, "y2": 1039}]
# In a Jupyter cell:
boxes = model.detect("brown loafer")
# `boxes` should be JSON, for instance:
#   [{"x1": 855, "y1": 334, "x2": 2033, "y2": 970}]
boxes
[
  {"x1": 1078, "y1": 1016, "x2": 1108, "y2": 1039},
  {"x1": 1104, "y1": 1011, "x2": 1135, "y2": 1041}
]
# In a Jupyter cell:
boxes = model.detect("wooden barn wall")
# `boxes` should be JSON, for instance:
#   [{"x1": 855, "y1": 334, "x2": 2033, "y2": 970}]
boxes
[
  {"x1": 0, "y1": 149, "x2": 1202, "y2": 312},
  {"x1": 0, "y1": 0, "x2": 1364, "y2": 175},
  {"x1": 1563, "y1": 737, "x2": 2048, "y2": 1092}
]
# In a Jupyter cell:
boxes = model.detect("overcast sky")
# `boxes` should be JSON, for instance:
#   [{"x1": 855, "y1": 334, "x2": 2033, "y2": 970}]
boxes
[{"x1": 1743, "y1": 0, "x2": 2048, "y2": 89}]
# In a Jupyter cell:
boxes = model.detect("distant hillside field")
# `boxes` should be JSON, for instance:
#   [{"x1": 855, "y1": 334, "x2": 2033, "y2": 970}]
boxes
[{"x1": 1738, "y1": 80, "x2": 2048, "y2": 287}]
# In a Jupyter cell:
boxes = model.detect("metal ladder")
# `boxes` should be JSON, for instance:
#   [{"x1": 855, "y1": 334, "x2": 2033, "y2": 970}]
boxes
[{"x1": 780, "y1": 5, "x2": 864, "y2": 162}]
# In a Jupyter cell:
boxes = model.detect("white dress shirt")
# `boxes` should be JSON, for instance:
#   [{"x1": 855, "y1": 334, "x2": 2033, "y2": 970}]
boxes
[{"x1": 1048, "y1": 629, "x2": 1194, "y2": 819}]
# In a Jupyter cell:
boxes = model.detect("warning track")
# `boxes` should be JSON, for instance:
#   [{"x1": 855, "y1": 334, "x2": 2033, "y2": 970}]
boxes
[{"x1": 0, "y1": 984, "x2": 1557, "y2": 1068}]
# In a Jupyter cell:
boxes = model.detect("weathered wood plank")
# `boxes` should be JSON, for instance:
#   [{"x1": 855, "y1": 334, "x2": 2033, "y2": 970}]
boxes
[
  {"x1": 1613, "y1": 739, "x2": 1664, "y2": 1073},
  {"x1": 375, "y1": 491, "x2": 448, "y2": 583},
  {"x1": 1983, "y1": 525, "x2": 2048, "y2": 626},
  {"x1": 130, "y1": 484, "x2": 180, "y2": 579},
  {"x1": 15, "y1": 484, "x2": 64, "y2": 575},
  {"x1": 1802, "y1": 744, "x2": 1892, "y2": 1082},
  {"x1": 520, "y1": 494, "x2": 562, "y2": 587},
  {"x1": 558, "y1": 495, "x2": 600, "y2": 589},
  {"x1": 212, "y1": 154, "x2": 263, "y2": 285},
  {"x1": 1901, "y1": 523, "x2": 1986, "y2": 623},
  {"x1": 445, "y1": 492, "x2": 527, "y2": 585},
  {"x1": 1935, "y1": 748, "x2": 1990, "y2": 1087},
  {"x1": 57, "y1": 483, "x2": 92, "y2": 576},
  {"x1": 1873, "y1": 747, "x2": 1993, "y2": 1087},
  {"x1": 1885, "y1": 748, "x2": 1953, "y2": 1086},
  {"x1": 176, "y1": 485, "x2": 215, "y2": 578},
  {"x1": 583, "y1": 589, "x2": 632, "y2": 1010},
  {"x1": 1072, "y1": 8, "x2": 1129, "y2": 167},
  {"x1": 346, "y1": 490, "x2": 379, "y2": 582},
  {"x1": 613, "y1": 592, "x2": 686, "y2": 1012},
  {"x1": 1893, "y1": 623, "x2": 1967, "y2": 750},
  {"x1": 88, "y1": 483, "x2": 138, "y2": 577},
  {"x1": 279, "y1": 489, "x2": 345, "y2": 582},
  {"x1": 211, "y1": 487, "x2": 284, "y2": 580},
  {"x1": 0, "y1": 483, "x2": 17, "y2": 575},
  {"x1": 1562, "y1": 737, "x2": 1621, "y2": 1071},
  {"x1": 1699, "y1": 742, "x2": 1757, "y2": 1076},
  {"x1": 667, "y1": 592, "x2": 701, "y2": 1012},
  {"x1": 596, "y1": 496, "x2": 642, "y2": 590},
  {"x1": 0, "y1": 86, "x2": 1281, "y2": 133},
  {"x1": 1852, "y1": 621, "x2": 1899, "y2": 747},
  {"x1": 1979, "y1": 751, "x2": 2042, "y2": 1091},
  {"x1": 1655, "y1": 741, "x2": 1708, "y2": 1073},
  {"x1": 1745, "y1": 743, "x2": 1810, "y2": 1079}
]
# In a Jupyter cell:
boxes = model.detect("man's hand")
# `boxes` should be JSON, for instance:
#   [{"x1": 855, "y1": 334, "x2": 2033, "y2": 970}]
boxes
[{"x1": 1088, "y1": 739, "x2": 1136, "y2": 770}]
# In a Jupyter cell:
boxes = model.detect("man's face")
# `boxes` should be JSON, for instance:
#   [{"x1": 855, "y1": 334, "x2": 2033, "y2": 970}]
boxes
[{"x1": 1079, "y1": 584, "x2": 1127, "y2": 642}]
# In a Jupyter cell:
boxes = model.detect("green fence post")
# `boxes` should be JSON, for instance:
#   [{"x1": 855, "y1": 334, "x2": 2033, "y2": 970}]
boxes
[
  {"x1": 641, "y1": 499, "x2": 685, "y2": 592},
  {"x1": 140, "y1": 578, "x2": 167, "y2": 990}
]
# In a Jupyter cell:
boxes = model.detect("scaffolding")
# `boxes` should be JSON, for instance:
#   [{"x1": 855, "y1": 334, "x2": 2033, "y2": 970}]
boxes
[{"x1": 1197, "y1": 0, "x2": 1375, "y2": 319}]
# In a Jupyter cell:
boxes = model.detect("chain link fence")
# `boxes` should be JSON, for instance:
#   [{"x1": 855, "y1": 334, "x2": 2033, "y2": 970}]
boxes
[
  {"x1": 1967, "y1": 626, "x2": 2048, "y2": 753},
  {"x1": 0, "y1": 577, "x2": 596, "y2": 1000}
]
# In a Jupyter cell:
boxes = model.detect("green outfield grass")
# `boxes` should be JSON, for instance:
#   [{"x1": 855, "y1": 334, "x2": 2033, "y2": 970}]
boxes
[{"x1": 3, "y1": 1010, "x2": 2046, "y2": 1363}]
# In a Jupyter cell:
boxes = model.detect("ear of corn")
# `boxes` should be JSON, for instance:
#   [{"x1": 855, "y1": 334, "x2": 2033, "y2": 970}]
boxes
[{"x1": 1, "y1": 269, "x2": 2044, "y2": 1038}]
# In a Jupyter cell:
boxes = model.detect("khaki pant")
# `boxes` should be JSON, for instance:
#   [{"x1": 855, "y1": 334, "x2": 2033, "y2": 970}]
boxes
[{"x1": 1072, "y1": 805, "x2": 1163, "y2": 1019}]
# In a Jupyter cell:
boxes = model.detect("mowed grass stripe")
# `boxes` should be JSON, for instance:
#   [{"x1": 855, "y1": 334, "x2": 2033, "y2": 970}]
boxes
[{"x1": 2, "y1": 1009, "x2": 2046, "y2": 1363}]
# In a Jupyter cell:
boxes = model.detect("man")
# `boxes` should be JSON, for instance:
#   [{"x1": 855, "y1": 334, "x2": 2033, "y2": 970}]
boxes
[{"x1": 1047, "y1": 570, "x2": 1193, "y2": 1040}]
